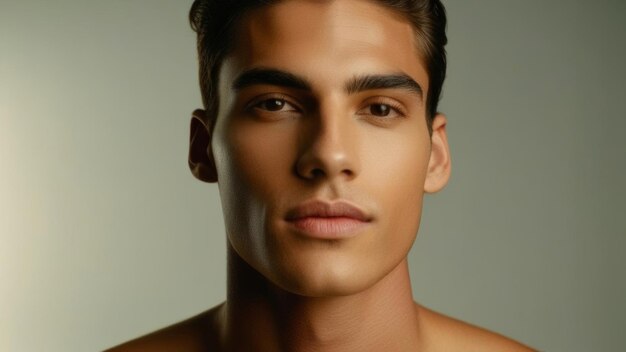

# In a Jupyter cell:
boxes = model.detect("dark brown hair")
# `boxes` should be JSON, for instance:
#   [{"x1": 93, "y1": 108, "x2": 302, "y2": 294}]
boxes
[{"x1": 189, "y1": 0, "x2": 447, "y2": 133}]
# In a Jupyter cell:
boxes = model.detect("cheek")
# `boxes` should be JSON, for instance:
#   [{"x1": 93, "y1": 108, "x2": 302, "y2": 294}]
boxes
[
  {"x1": 212, "y1": 120, "x2": 297, "y2": 265},
  {"x1": 364, "y1": 131, "x2": 430, "y2": 255},
  {"x1": 364, "y1": 128, "x2": 430, "y2": 203},
  {"x1": 216, "y1": 119, "x2": 295, "y2": 198}
]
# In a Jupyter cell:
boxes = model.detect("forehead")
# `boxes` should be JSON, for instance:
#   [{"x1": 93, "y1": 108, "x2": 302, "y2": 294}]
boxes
[{"x1": 223, "y1": 0, "x2": 428, "y2": 95}]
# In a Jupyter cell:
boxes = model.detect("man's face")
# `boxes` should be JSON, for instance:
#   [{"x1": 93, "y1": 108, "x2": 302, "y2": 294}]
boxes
[{"x1": 205, "y1": 0, "x2": 449, "y2": 296}]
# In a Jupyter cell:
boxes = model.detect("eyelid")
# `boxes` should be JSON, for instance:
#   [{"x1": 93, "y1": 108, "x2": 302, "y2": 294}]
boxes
[
  {"x1": 245, "y1": 93, "x2": 302, "y2": 112},
  {"x1": 359, "y1": 96, "x2": 408, "y2": 117}
]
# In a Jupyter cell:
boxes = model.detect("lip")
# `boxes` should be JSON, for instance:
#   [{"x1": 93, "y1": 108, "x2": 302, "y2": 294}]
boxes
[{"x1": 285, "y1": 200, "x2": 372, "y2": 239}]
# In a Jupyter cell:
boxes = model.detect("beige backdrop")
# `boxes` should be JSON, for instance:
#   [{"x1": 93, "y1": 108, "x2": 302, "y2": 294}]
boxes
[{"x1": 1, "y1": 0, "x2": 624, "y2": 351}]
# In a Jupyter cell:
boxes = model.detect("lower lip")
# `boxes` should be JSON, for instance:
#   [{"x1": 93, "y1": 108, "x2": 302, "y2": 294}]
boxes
[{"x1": 286, "y1": 217, "x2": 369, "y2": 239}]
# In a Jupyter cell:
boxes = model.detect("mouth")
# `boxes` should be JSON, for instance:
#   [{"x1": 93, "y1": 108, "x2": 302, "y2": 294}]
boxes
[{"x1": 285, "y1": 199, "x2": 372, "y2": 239}]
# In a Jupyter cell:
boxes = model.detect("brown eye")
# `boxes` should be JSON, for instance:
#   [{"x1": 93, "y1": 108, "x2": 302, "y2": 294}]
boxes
[
  {"x1": 370, "y1": 103, "x2": 391, "y2": 117},
  {"x1": 356, "y1": 99, "x2": 405, "y2": 121},
  {"x1": 255, "y1": 98, "x2": 297, "y2": 112}
]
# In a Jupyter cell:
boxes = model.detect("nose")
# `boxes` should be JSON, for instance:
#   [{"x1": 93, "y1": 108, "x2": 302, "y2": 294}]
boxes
[{"x1": 295, "y1": 108, "x2": 360, "y2": 181}]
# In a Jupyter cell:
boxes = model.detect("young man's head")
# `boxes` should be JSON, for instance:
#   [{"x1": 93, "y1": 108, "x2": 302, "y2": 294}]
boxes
[{"x1": 188, "y1": 0, "x2": 451, "y2": 297}]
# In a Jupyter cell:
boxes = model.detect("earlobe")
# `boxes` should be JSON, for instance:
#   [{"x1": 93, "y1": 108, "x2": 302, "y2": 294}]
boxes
[
  {"x1": 424, "y1": 113, "x2": 451, "y2": 193},
  {"x1": 188, "y1": 109, "x2": 218, "y2": 183}
]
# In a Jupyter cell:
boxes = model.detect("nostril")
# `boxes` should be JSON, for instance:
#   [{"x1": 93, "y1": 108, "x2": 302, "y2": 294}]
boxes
[
  {"x1": 294, "y1": 143, "x2": 358, "y2": 180},
  {"x1": 342, "y1": 169, "x2": 354, "y2": 177},
  {"x1": 311, "y1": 168, "x2": 325, "y2": 179}
]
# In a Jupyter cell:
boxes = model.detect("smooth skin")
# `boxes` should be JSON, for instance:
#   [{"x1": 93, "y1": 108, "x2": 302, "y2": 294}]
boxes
[{"x1": 107, "y1": 0, "x2": 534, "y2": 351}]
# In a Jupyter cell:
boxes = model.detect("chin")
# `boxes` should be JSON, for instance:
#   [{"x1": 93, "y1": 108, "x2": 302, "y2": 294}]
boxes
[
  {"x1": 277, "y1": 274, "x2": 373, "y2": 298},
  {"x1": 267, "y1": 254, "x2": 390, "y2": 298}
]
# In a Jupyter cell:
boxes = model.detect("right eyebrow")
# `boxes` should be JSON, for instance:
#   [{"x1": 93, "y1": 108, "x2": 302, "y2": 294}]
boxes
[{"x1": 231, "y1": 67, "x2": 312, "y2": 91}]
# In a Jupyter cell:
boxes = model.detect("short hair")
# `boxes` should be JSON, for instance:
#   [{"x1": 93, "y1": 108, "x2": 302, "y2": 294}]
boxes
[{"x1": 189, "y1": 0, "x2": 447, "y2": 134}]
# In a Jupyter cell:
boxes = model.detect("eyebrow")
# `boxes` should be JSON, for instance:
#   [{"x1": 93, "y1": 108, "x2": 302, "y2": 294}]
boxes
[
  {"x1": 345, "y1": 73, "x2": 423, "y2": 99},
  {"x1": 231, "y1": 67, "x2": 423, "y2": 99},
  {"x1": 232, "y1": 67, "x2": 311, "y2": 91}
]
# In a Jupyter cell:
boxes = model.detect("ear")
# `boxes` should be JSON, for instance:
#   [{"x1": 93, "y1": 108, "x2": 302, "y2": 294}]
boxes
[
  {"x1": 188, "y1": 109, "x2": 218, "y2": 183},
  {"x1": 424, "y1": 113, "x2": 451, "y2": 193}
]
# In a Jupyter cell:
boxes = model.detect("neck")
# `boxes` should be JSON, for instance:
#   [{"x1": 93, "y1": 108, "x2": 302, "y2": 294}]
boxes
[{"x1": 219, "y1": 244, "x2": 424, "y2": 352}]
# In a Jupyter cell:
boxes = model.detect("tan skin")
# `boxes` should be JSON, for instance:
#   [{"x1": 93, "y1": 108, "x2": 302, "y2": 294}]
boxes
[{"x1": 107, "y1": 1, "x2": 535, "y2": 351}]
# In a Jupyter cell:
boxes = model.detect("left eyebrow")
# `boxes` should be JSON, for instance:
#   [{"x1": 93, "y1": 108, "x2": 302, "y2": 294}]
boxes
[{"x1": 344, "y1": 73, "x2": 423, "y2": 99}]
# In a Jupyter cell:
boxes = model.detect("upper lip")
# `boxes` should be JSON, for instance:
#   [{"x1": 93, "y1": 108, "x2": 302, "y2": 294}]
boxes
[{"x1": 285, "y1": 199, "x2": 372, "y2": 222}]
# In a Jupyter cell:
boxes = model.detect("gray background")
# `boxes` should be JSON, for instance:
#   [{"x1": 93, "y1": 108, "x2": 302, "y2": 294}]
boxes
[{"x1": 1, "y1": 0, "x2": 624, "y2": 351}]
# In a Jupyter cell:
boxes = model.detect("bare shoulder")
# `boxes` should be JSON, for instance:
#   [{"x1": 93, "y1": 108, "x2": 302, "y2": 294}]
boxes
[
  {"x1": 417, "y1": 304, "x2": 536, "y2": 352},
  {"x1": 104, "y1": 304, "x2": 223, "y2": 352}
]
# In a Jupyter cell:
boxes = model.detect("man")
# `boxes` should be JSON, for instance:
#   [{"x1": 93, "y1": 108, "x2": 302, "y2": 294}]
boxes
[{"x1": 108, "y1": 0, "x2": 534, "y2": 350}]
